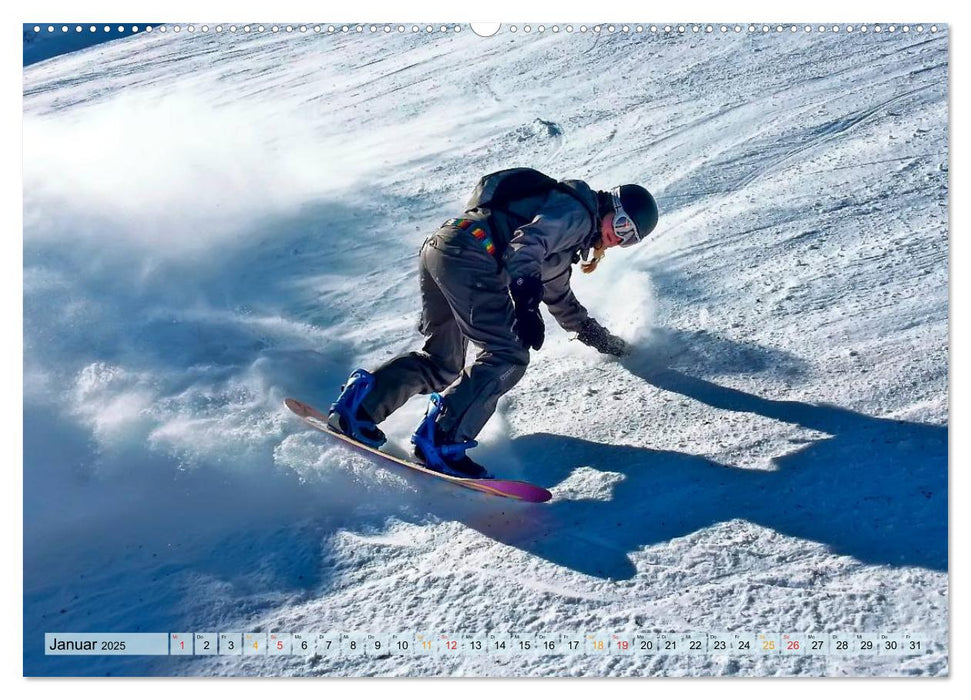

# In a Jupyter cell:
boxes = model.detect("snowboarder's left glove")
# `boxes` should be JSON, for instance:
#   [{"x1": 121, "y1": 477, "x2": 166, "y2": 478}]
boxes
[
  {"x1": 510, "y1": 276, "x2": 545, "y2": 351},
  {"x1": 577, "y1": 318, "x2": 629, "y2": 357}
]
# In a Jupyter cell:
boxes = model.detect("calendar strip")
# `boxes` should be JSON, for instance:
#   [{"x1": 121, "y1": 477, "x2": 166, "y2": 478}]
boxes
[{"x1": 44, "y1": 632, "x2": 933, "y2": 657}]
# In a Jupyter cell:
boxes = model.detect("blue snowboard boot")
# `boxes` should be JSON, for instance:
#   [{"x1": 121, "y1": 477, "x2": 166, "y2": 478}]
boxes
[
  {"x1": 328, "y1": 369, "x2": 387, "y2": 448},
  {"x1": 411, "y1": 394, "x2": 492, "y2": 479}
]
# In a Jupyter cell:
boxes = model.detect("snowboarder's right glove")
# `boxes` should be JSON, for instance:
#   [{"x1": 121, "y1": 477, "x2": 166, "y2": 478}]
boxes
[
  {"x1": 510, "y1": 276, "x2": 545, "y2": 351},
  {"x1": 577, "y1": 318, "x2": 629, "y2": 357}
]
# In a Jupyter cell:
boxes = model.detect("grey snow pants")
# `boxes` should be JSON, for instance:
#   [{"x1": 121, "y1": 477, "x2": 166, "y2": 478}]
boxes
[{"x1": 360, "y1": 222, "x2": 530, "y2": 442}]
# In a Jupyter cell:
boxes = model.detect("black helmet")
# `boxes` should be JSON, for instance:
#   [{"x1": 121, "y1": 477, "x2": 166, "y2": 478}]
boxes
[{"x1": 610, "y1": 184, "x2": 659, "y2": 247}]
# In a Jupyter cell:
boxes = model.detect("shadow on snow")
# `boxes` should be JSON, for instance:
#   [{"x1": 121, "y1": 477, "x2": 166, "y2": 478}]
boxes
[{"x1": 463, "y1": 357, "x2": 946, "y2": 579}]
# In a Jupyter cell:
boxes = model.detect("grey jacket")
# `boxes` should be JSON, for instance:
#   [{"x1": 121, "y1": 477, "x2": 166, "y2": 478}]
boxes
[{"x1": 500, "y1": 180, "x2": 601, "y2": 333}]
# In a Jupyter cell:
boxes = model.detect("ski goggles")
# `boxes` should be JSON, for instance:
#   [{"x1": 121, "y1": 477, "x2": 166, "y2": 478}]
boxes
[{"x1": 610, "y1": 187, "x2": 641, "y2": 247}]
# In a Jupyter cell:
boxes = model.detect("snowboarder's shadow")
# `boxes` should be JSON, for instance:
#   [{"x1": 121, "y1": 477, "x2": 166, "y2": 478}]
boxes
[{"x1": 469, "y1": 368, "x2": 946, "y2": 580}]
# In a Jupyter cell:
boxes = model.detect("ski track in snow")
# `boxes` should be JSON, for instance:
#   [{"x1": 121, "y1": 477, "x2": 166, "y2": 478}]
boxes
[{"x1": 22, "y1": 27, "x2": 948, "y2": 676}]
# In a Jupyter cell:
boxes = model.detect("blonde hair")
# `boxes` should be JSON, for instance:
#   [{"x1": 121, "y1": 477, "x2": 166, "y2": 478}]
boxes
[{"x1": 581, "y1": 241, "x2": 606, "y2": 274}]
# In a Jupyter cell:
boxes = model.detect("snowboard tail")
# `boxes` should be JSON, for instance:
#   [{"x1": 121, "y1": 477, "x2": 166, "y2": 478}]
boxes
[{"x1": 284, "y1": 398, "x2": 552, "y2": 503}]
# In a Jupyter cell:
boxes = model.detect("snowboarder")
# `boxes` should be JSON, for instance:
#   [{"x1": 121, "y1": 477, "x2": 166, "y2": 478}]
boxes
[{"x1": 327, "y1": 168, "x2": 659, "y2": 479}]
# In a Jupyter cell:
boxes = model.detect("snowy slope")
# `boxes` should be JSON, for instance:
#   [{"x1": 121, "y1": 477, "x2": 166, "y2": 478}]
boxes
[{"x1": 23, "y1": 25, "x2": 948, "y2": 677}]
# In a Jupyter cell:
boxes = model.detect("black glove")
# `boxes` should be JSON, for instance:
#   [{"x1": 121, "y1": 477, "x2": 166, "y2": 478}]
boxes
[
  {"x1": 510, "y1": 276, "x2": 545, "y2": 350},
  {"x1": 577, "y1": 318, "x2": 629, "y2": 357}
]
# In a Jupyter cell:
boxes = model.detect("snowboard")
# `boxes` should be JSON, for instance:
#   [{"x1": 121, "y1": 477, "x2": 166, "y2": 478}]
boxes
[{"x1": 284, "y1": 398, "x2": 552, "y2": 503}]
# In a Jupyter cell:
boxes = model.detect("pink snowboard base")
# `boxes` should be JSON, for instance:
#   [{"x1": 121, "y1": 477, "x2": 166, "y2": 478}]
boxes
[{"x1": 285, "y1": 398, "x2": 552, "y2": 503}]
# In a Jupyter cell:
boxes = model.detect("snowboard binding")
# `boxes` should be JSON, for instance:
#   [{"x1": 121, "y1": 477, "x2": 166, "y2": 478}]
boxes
[
  {"x1": 328, "y1": 369, "x2": 387, "y2": 448},
  {"x1": 411, "y1": 393, "x2": 492, "y2": 479}
]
